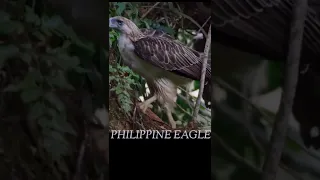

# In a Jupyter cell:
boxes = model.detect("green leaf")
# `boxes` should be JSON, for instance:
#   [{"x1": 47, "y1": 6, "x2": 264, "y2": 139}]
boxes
[
  {"x1": 42, "y1": 15, "x2": 81, "y2": 43},
  {"x1": 109, "y1": 66, "x2": 116, "y2": 73},
  {"x1": 49, "y1": 70, "x2": 75, "y2": 90},
  {"x1": 194, "y1": 80, "x2": 200, "y2": 90},
  {"x1": 42, "y1": 129, "x2": 69, "y2": 160},
  {"x1": 20, "y1": 87, "x2": 43, "y2": 103},
  {"x1": 61, "y1": 40, "x2": 71, "y2": 49},
  {"x1": 4, "y1": 69, "x2": 43, "y2": 92},
  {"x1": 56, "y1": 159, "x2": 69, "y2": 175},
  {"x1": 115, "y1": 86, "x2": 122, "y2": 94},
  {"x1": 38, "y1": 116, "x2": 50, "y2": 129},
  {"x1": 0, "y1": 21, "x2": 24, "y2": 34},
  {"x1": 20, "y1": 43, "x2": 33, "y2": 49},
  {"x1": 44, "y1": 92, "x2": 65, "y2": 112},
  {"x1": 116, "y1": 2, "x2": 127, "y2": 15},
  {"x1": 141, "y1": 19, "x2": 151, "y2": 29},
  {"x1": 28, "y1": 102, "x2": 46, "y2": 120},
  {"x1": 40, "y1": 26, "x2": 52, "y2": 36},
  {"x1": 3, "y1": 84, "x2": 21, "y2": 92},
  {"x1": 20, "y1": 53, "x2": 32, "y2": 64},
  {"x1": 73, "y1": 66, "x2": 90, "y2": 74},
  {"x1": 285, "y1": 138, "x2": 301, "y2": 152},
  {"x1": 54, "y1": 54, "x2": 80, "y2": 70},
  {"x1": 47, "y1": 129, "x2": 69, "y2": 145},
  {"x1": 0, "y1": 11, "x2": 10, "y2": 23},
  {"x1": 0, "y1": 45, "x2": 19, "y2": 68},
  {"x1": 25, "y1": 6, "x2": 40, "y2": 25},
  {"x1": 268, "y1": 61, "x2": 282, "y2": 91},
  {"x1": 42, "y1": 15, "x2": 64, "y2": 29},
  {"x1": 32, "y1": 31, "x2": 46, "y2": 41},
  {"x1": 52, "y1": 114, "x2": 77, "y2": 136}
]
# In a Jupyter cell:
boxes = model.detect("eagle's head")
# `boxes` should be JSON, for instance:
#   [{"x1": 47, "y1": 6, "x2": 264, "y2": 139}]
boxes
[{"x1": 109, "y1": 16, "x2": 141, "y2": 36}]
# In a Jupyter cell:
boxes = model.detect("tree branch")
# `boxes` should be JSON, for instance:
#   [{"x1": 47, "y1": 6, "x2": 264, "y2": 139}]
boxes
[
  {"x1": 214, "y1": 100, "x2": 320, "y2": 178},
  {"x1": 141, "y1": 2, "x2": 161, "y2": 19},
  {"x1": 261, "y1": 0, "x2": 308, "y2": 180},
  {"x1": 141, "y1": 6, "x2": 208, "y2": 38},
  {"x1": 192, "y1": 25, "x2": 211, "y2": 122}
]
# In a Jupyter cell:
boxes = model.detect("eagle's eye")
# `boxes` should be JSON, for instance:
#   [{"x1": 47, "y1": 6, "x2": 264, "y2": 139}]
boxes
[{"x1": 117, "y1": 20, "x2": 124, "y2": 26}]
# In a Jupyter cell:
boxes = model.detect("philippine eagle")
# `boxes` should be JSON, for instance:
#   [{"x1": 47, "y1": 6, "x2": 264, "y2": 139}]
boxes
[{"x1": 109, "y1": 16, "x2": 211, "y2": 128}]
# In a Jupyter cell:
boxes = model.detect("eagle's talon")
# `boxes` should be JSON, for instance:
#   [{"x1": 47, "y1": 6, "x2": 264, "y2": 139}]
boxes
[
  {"x1": 139, "y1": 95, "x2": 157, "y2": 113},
  {"x1": 170, "y1": 121, "x2": 177, "y2": 129},
  {"x1": 165, "y1": 108, "x2": 177, "y2": 129},
  {"x1": 139, "y1": 102, "x2": 153, "y2": 113}
]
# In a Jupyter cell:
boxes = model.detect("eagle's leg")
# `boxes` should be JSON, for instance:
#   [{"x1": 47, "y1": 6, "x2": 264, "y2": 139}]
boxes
[
  {"x1": 139, "y1": 95, "x2": 157, "y2": 113},
  {"x1": 165, "y1": 106, "x2": 176, "y2": 129}
]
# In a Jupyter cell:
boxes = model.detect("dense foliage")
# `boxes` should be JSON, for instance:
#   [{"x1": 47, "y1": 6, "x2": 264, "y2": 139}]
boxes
[{"x1": 0, "y1": 1, "x2": 108, "y2": 179}]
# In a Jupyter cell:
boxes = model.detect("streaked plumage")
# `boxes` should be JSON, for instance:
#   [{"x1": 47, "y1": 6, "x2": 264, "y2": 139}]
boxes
[{"x1": 109, "y1": 16, "x2": 211, "y2": 128}]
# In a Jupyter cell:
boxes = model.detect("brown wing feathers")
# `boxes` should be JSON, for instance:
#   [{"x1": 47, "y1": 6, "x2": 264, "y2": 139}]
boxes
[{"x1": 133, "y1": 36, "x2": 211, "y2": 81}]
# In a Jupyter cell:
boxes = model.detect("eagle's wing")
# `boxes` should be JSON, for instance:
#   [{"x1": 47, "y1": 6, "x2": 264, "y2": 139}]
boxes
[{"x1": 132, "y1": 36, "x2": 211, "y2": 81}]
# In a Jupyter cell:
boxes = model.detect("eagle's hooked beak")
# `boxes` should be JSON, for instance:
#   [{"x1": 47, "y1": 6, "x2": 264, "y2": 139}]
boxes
[{"x1": 109, "y1": 17, "x2": 118, "y2": 28}]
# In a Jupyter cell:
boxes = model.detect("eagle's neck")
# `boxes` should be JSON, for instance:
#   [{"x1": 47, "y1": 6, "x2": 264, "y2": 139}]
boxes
[{"x1": 127, "y1": 25, "x2": 144, "y2": 41}]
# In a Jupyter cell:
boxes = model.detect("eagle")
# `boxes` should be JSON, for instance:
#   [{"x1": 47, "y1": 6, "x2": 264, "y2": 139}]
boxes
[{"x1": 109, "y1": 16, "x2": 211, "y2": 128}]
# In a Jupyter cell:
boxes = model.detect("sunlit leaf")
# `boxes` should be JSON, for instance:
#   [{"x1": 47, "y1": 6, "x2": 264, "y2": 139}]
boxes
[{"x1": 194, "y1": 80, "x2": 200, "y2": 90}]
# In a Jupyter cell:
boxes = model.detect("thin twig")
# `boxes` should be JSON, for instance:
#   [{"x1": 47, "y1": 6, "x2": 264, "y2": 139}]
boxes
[
  {"x1": 141, "y1": 2, "x2": 161, "y2": 19},
  {"x1": 192, "y1": 25, "x2": 211, "y2": 122},
  {"x1": 213, "y1": 101, "x2": 312, "y2": 180},
  {"x1": 214, "y1": 77, "x2": 274, "y2": 122},
  {"x1": 162, "y1": 11, "x2": 170, "y2": 26},
  {"x1": 187, "y1": 16, "x2": 211, "y2": 47},
  {"x1": 196, "y1": 16, "x2": 211, "y2": 35},
  {"x1": 212, "y1": 132, "x2": 261, "y2": 174},
  {"x1": 141, "y1": 6, "x2": 208, "y2": 38},
  {"x1": 73, "y1": 134, "x2": 88, "y2": 180},
  {"x1": 215, "y1": 77, "x2": 320, "y2": 162},
  {"x1": 261, "y1": 0, "x2": 308, "y2": 180},
  {"x1": 178, "y1": 86, "x2": 208, "y2": 108},
  {"x1": 280, "y1": 164, "x2": 304, "y2": 180},
  {"x1": 177, "y1": 94, "x2": 211, "y2": 118}
]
